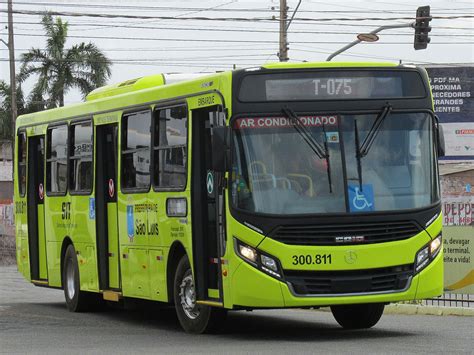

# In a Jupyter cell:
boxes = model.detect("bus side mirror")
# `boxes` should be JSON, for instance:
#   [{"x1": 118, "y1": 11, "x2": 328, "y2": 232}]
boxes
[
  {"x1": 212, "y1": 126, "x2": 231, "y2": 172},
  {"x1": 437, "y1": 123, "x2": 445, "y2": 158}
]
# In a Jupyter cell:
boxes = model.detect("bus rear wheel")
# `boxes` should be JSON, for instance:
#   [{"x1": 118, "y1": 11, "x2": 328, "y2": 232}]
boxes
[
  {"x1": 173, "y1": 255, "x2": 226, "y2": 333},
  {"x1": 62, "y1": 244, "x2": 102, "y2": 312},
  {"x1": 330, "y1": 303, "x2": 385, "y2": 329}
]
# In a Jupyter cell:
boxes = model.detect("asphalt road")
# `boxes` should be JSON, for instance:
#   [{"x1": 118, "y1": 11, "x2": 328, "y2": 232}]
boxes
[{"x1": 0, "y1": 266, "x2": 472, "y2": 354}]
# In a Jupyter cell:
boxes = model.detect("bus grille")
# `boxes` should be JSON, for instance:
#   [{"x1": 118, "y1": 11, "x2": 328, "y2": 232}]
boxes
[
  {"x1": 269, "y1": 221, "x2": 421, "y2": 246},
  {"x1": 284, "y1": 264, "x2": 413, "y2": 295}
]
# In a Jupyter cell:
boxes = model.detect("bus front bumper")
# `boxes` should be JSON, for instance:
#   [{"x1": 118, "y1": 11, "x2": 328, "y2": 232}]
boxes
[{"x1": 230, "y1": 248, "x2": 443, "y2": 309}]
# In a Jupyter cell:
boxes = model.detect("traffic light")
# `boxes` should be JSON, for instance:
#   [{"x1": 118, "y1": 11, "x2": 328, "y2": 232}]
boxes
[{"x1": 414, "y1": 6, "x2": 432, "y2": 50}]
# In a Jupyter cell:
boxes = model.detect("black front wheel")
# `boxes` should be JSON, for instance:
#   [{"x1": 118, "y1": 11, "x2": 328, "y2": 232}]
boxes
[
  {"x1": 330, "y1": 303, "x2": 385, "y2": 329},
  {"x1": 173, "y1": 255, "x2": 226, "y2": 333}
]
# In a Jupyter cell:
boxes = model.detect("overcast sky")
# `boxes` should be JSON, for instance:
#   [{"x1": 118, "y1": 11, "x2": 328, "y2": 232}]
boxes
[{"x1": 1, "y1": 0, "x2": 473, "y2": 104}]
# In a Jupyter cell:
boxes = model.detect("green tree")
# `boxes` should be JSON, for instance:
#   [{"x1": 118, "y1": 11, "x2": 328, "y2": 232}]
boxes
[
  {"x1": 0, "y1": 80, "x2": 25, "y2": 141},
  {"x1": 19, "y1": 14, "x2": 111, "y2": 108}
]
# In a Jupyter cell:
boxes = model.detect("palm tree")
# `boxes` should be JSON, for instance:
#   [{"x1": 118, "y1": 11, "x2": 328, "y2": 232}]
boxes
[{"x1": 19, "y1": 14, "x2": 111, "y2": 108}]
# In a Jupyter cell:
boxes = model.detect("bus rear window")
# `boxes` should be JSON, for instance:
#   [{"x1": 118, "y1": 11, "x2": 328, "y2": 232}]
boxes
[{"x1": 238, "y1": 70, "x2": 426, "y2": 102}]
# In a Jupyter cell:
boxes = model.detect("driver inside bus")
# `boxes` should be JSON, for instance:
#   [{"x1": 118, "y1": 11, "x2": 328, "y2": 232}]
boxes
[{"x1": 280, "y1": 148, "x2": 328, "y2": 197}]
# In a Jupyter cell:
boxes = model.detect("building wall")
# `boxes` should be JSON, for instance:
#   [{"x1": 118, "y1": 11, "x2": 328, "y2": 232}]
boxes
[
  {"x1": 441, "y1": 170, "x2": 474, "y2": 198},
  {"x1": 0, "y1": 159, "x2": 13, "y2": 202},
  {"x1": 0, "y1": 182, "x2": 13, "y2": 201}
]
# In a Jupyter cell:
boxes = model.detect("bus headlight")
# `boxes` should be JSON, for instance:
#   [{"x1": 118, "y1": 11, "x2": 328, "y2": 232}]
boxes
[
  {"x1": 235, "y1": 238, "x2": 283, "y2": 280},
  {"x1": 238, "y1": 244, "x2": 258, "y2": 264},
  {"x1": 430, "y1": 235, "x2": 442, "y2": 255},
  {"x1": 415, "y1": 234, "x2": 442, "y2": 274},
  {"x1": 415, "y1": 247, "x2": 429, "y2": 272},
  {"x1": 261, "y1": 255, "x2": 278, "y2": 272}
]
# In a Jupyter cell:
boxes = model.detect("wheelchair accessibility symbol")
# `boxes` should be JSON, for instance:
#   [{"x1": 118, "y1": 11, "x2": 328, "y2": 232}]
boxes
[{"x1": 348, "y1": 184, "x2": 375, "y2": 212}]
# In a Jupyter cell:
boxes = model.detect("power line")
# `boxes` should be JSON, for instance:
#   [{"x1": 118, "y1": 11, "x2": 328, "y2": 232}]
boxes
[
  {"x1": 2, "y1": 1, "x2": 472, "y2": 14},
  {"x1": 1, "y1": 46, "x2": 278, "y2": 52},
  {"x1": 4, "y1": 16, "x2": 472, "y2": 31},
  {"x1": 6, "y1": 20, "x2": 474, "y2": 36},
  {"x1": 5, "y1": 59, "x2": 273, "y2": 64},
  {"x1": 1, "y1": 53, "x2": 276, "y2": 62},
  {"x1": 3, "y1": 32, "x2": 473, "y2": 45},
  {"x1": 2, "y1": 8, "x2": 473, "y2": 23},
  {"x1": 291, "y1": 46, "x2": 460, "y2": 66},
  {"x1": 0, "y1": 58, "x2": 269, "y2": 68},
  {"x1": 5, "y1": 50, "x2": 468, "y2": 69},
  {"x1": 9, "y1": 16, "x2": 474, "y2": 37}
]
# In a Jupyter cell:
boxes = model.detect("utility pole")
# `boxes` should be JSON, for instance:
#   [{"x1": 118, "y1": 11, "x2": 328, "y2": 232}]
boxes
[
  {"x1": 277, "y1": 0, "x2": 301, "y2": 62},
  {"x1": 278, "y1": 0, "x2": 288, "y2": 62},
  {"x1": 7, "y1": 0, "x2": 17, "y2": 131}
]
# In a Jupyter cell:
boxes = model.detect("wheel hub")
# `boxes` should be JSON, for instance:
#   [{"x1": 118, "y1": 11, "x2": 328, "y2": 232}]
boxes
[
  {"x1": 66, "y1": 258, "x2": 76, "y2": 300},
  {"x1": 179, "y1": 273, "x2": 200, "y2": 319}
]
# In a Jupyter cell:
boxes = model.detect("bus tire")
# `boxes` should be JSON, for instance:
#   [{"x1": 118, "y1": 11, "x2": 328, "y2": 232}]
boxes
[
  {"x1": 173, "y1": 255, "x2": 226, "y2": 333},
  {"x1": 330, "y1": 303, "x2": 385, "y2": 329},
  {"x1": 62, "y1": 244, "x2": 101, "y2": 312}
]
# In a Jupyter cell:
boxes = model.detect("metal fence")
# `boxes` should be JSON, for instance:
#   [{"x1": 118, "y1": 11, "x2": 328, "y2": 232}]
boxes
[
  {"x1": 423, "y1": 293, "x2": 474, "y2": 308},
  {"x1": 0, "y1": 234, "x2": 16, "y2": 266},
  {"x1": 0, "y1": 203, "x2": 14, "y2": 237}
]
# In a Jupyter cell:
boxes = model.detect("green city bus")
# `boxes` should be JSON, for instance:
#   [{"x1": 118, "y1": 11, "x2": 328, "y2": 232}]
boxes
[{"x1": 14, "y1": 62, "x2": 444, "y2": 333}]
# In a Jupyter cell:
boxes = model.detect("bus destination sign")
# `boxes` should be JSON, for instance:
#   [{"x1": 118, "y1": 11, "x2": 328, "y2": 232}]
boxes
[{"x1": 238, "y1": 70, "x2": 426, "y2": 102}]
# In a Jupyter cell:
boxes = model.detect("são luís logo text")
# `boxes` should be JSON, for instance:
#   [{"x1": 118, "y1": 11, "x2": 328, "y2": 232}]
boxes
[{"x1": 127, "y1": 203, "x2": 159, "y2": 242}]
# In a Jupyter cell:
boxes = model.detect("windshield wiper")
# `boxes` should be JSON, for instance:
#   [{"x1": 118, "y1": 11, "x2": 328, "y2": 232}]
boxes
[
  {"x1": 358, "y1": 104, "x2": 392, "y2": 158},
  {"x1": 281, "y1": 106, "x2": 332, "y2": 193},
  {"x1": 321, "y1": 123, "x2": 333, "y2": 193},
  {"x1": 354, "y1": 104, "x2": 392, "y2": 190}
]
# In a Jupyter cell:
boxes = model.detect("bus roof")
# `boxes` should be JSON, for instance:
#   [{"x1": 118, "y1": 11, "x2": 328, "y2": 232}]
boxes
[{"x1": 16, "y1": 61, "x2": 403, "y2": 128}]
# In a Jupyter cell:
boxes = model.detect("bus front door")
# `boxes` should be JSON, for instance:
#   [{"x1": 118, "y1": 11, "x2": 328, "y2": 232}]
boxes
[
  {"x1": 27, "y1": 135, "x2": 47, "y2": 282},
  {"x1": 95, "y1": 124, "x2": 120, "y2": 291},
  {"x1": 191, "y1": 106, "x2": 226, "y2": 304}
]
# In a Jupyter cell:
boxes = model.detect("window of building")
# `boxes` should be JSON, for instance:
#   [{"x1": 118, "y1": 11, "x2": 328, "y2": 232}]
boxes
[
  {"x1": 69, "y1": 121, "x2": 93, "y2": 193},
  {"x1": 153, "y1": 105, "x2": 188, "y2": 189},
  {"x1": 17, "y1": 132, "x2": 27, "y2": 196},
  {"x1": 47, "y1": 125, "x2": 68, "y2": 194},
  {"x1": 121, "y1": 110, "x2": 151, "y2": 191}
]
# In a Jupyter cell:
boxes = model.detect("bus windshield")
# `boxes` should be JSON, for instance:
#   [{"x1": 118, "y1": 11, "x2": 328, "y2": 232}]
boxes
[{"x1": 231, "y1": 112, "x2": 438, "y2": 215}]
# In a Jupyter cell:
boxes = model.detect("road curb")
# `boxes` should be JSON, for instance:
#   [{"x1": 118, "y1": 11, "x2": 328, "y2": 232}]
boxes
[
  {"x1": 384, "y1": 303, "x2": 474, "y2": 316},
  {"x1": 316, "y1": 304, "x2": 474, "y2": 316}
]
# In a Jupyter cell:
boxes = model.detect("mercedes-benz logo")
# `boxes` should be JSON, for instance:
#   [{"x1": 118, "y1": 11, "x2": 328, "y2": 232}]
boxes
[{"x1": 344, "y1": 250, "x2": 357, "y2": 264}]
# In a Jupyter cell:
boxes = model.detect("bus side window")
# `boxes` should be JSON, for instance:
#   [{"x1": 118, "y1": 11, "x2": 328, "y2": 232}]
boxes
[
  {"x1": 46, "y1": 125, "x2": 68, "y2": 194},
  {"x1": 17, "y1": 131, "x2": 27, "y2": 196},
  {"x1": 69, "y1": 121, "x2": 93, "y2": 194},
  {"x1": 153, "y1": 105, "x2": 188, "y2": 189},
  {"x1": 121, "y1": 110, "x2": 151, "y2": 191}
]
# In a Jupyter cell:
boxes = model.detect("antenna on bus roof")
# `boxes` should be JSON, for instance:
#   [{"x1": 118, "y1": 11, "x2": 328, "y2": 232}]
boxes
[{"x1": 326, "y1": 6, "x2": 432, "y2": 62}]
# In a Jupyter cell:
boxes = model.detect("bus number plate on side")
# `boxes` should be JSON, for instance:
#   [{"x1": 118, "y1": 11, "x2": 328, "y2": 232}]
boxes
[{"x1": 292, "y1": 254, "x2": 332, "y2": 265}]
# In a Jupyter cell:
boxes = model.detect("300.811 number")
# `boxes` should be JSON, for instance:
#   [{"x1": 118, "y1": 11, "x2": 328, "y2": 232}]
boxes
[{"x1": 292, "y1": 254, "x2": 332, "y2": 265}]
